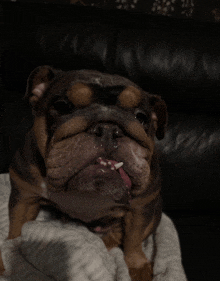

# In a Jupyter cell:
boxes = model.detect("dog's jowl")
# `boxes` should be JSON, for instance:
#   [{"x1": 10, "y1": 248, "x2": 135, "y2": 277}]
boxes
[{"x1": 0, "y1": 66, "x2": 167, "y2": 280}]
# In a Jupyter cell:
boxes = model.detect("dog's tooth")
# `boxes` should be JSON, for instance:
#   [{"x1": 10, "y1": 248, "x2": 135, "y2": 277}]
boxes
[
  {"x1": 114, "y1": 162, "x2": 124, "y2": 170},
  {"x1": 100, "y1": 161, "x2": 107, "y2": 166},
  {"x1": 108, "y1": 161, "x2": 112, "y2": 165},
  {"x1": 111, "y1": 167, "x2": 115, "y2": 170}
]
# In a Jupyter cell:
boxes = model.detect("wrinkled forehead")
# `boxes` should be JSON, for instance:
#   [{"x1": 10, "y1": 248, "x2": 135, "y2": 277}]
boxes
[{"x1": 49, "y1": 70, "x2": 146, "y2": 109}]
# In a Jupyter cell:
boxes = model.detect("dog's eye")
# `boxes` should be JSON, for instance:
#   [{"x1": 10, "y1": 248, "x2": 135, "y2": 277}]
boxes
[
  {"x1": 53, "y1": 99, "x2": 74, "y2": 115},
  {"x1": 135, "y1": 110, "x2": 150, "y2": 126}
]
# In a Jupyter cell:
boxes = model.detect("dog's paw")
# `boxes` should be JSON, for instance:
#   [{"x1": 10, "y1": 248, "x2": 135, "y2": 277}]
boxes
[
  {"x1": 125, "y1": 253, "x2": 153, "y2": 281},
  {"x1": 102, "y1": 231, "x2": 122, "y2": 251},
  {"x1": 128, "y1": 263, "x2": 153, "y2": 281}
]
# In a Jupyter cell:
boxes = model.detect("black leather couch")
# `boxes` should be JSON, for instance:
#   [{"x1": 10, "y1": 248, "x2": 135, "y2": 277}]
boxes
[{"x1": 1, "y1": 2, "x2": 220, "y2": 280}]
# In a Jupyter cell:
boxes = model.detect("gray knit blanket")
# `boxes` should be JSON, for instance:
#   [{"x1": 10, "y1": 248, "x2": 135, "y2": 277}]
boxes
[{"x1": 0, "y1": 173, "x2": 187, "y2": 281}]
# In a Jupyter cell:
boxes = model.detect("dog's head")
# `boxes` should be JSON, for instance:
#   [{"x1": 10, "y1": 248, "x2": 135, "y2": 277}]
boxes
[{"x1": 26, "y1": 66, "x2": 167, "y2": 222}]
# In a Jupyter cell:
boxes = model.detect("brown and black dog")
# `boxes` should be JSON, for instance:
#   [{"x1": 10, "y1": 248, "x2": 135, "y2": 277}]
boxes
[{"x1": 0, "y1": 66, "x2": 167, "y2": 280}]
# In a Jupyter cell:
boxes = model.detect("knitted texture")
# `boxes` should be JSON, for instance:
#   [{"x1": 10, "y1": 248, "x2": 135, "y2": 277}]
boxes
[{"x1": 0, "y1": 174, "x2": 187, "y2": 281}]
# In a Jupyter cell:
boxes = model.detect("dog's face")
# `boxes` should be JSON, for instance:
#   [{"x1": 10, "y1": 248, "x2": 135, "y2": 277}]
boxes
[{"x1": 26, "y1": 66, "x2": 167, "y2": 222}]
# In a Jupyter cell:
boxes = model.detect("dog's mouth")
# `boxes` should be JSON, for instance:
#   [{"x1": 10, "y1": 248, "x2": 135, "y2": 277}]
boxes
[
  {"x1": 96, "y1": 157, "x2": 132, "y2": 189},
  {"x1": 46, "y1": 132, "x2": 151, "y2": 198},
  {"x1": 67, "y1": 156, "x2": 132, "y2": 203}
]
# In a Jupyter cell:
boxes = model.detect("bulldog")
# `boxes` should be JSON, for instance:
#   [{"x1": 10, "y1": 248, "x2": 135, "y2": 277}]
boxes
[{"x1": 0, "y1": 66, "x2": 167, "y2": 280}]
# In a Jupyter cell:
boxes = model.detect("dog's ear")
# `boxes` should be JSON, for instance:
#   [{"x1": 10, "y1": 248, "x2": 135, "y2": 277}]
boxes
[
  {"x1": 25, "y1": 65, "x2": 57, "y2": 107},
  {"x1": 149, "y1": 95, "x2": 168, "y2": 140}
]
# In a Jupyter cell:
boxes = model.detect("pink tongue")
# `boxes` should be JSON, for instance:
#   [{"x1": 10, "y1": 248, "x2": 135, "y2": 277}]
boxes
[
  {"x1": 118, "y1": 166, "x2": 132, "y2": 189},
  {"x1": 97, "y1": 158, "x2": 132, "y2": 189}
]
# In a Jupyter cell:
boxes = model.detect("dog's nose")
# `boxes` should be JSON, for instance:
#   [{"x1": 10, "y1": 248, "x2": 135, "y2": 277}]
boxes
[{"x1": 89, "y1": 123, "x2": 124, "y2": 147}]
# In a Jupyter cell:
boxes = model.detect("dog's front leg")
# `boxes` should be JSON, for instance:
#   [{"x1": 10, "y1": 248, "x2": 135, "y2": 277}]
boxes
[
  {"x1": 7, "y1": 196, "x2": 40, "y2": 240},
  {"x1": 102, "y1": 230, "x2": 123, "y2": 251},
  {"x1": 0, "y1": 190, "x2": 40, "y2": 274},
  {"x1": 7, "y1": 168, "x2": 42, "y2": 240},
  {"x1": 123, "y1": 209, "x2": 154, "y2": 281},
  {"x1": 1, "y1": 202, "x2": 39, "y2": 273}
]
